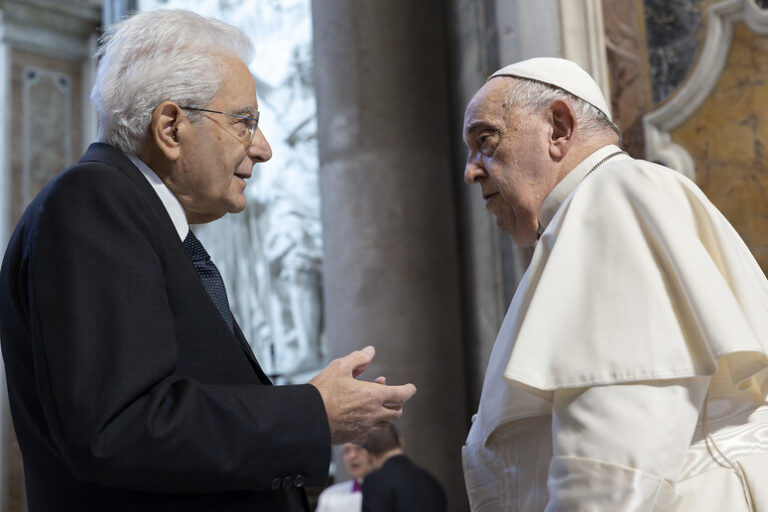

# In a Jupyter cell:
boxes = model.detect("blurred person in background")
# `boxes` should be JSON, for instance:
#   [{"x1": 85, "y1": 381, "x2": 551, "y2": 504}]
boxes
[
  {"x1": 316, "y1": 442, "x2": 374, "y2": 512},
  {"x1": 362, "y1": 424, "x2": 446, "y2": 512}
]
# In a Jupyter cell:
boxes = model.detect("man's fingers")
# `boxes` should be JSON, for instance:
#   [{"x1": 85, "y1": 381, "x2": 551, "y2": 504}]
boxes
[
  {"x1": 338, "y1": 346, "x2": 375, "y2": 378},
  {"x1": 375, "y1": 404, "x2": 404, "y2": 424},
  {"x1": 374, "y1": 376, "x2": 387, "y2": 385},
  {"x1": 378, "y1": 383, "x2": 416, "y2": 404}
]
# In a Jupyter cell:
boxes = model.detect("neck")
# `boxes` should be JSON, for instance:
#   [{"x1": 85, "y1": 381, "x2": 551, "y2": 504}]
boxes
[{"x1": 373, "y1": 447, "x2": 403, "y2": 468}]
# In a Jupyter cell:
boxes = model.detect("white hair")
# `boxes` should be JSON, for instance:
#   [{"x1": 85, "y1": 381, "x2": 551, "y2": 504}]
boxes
[
  {"x1": 505, "y1": 78, "x2": 622, "y2": 144},
  {"x1": 91, "y1": 9, "x2": 254, "y2": 154}
]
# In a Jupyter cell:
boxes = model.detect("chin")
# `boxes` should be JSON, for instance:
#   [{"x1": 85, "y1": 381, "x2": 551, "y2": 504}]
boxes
[{"x1": 226, "y1": 199, "x2": 248, "y2": 214}]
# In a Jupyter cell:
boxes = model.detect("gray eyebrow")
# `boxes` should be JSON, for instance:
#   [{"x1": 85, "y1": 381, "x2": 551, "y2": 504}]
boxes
[{"x1": 233, "y1": 106, "x2": 258, "y2": 117}]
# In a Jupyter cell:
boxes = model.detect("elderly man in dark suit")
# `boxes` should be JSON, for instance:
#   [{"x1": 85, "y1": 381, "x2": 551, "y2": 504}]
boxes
[{"x1": 0, "y1": 9, "x2": 415, "y2": 512}]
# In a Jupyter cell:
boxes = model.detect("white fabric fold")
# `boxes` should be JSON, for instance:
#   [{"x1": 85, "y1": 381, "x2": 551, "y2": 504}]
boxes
[
  {"x1": 551, "y1": 379, "x2": 708, "y2": 481},
  {"x1": 463, "y1": 415, "x2": 552, "y2": 512},
  {"x1": 546, "y1": 456, "x2": 673, "y2": 512}
]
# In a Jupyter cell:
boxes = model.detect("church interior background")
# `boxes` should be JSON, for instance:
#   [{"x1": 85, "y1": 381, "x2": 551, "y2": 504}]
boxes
[{"x1": 0, "y1": 0, "x2": 767, "y2": 510}]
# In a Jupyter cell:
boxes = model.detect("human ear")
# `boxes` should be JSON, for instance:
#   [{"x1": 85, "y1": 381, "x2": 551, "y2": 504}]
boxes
[
  {"x1": 150, "y1": 101, "x2": 184, "y2": 161},
  {"x1": 549, "y1": 100, "x2": 575, "y2": 160}
]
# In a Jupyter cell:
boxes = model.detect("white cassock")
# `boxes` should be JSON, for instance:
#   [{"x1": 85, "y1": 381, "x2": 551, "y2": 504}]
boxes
[
  {"x1": 315, "y1": 480, "x2": 362, "y2": 512},
  {"x1": 462, "y1": 145, "x2": 768, "y2": 511}
]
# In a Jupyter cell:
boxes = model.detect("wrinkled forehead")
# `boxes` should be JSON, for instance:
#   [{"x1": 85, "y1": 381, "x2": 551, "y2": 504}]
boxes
[
  {"x1": 463, "y1": 78, "x2": 520, "y2": 135},
  {"x1": 209, "y1": 55, "x2": 259, "y2": 111}
]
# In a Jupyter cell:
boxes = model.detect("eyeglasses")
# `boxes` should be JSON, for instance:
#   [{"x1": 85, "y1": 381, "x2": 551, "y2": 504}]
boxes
[{"x1": 180, "y1": 106, "x2": 260, "y2": 146}]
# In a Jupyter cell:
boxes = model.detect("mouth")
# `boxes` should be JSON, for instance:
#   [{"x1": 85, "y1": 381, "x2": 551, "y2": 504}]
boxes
[
  {"x1": 483, "y1": 192, "x2": 499, "y2": 205},
  {"x1": 234, "y1": 172, "x2": 249, "y2": 186}
]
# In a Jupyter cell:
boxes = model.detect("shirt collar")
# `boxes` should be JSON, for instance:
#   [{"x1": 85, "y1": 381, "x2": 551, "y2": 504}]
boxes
[
  {"x1": 128, "y1": 154, "x2": 189, "y2": 241},
  {"x1": 538, "y1": 144, "x2": 627, "y2": 233}
]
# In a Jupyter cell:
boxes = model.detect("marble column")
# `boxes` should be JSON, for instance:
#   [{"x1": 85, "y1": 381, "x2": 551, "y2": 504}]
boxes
[{"x1": 312, "y1": 1, "x2": 469, "y2": 509}]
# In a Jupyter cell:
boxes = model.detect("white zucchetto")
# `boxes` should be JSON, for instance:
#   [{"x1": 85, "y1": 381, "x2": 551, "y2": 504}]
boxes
[{"x1": 490, "y1": 57, "x2": 612, "y2": 121}]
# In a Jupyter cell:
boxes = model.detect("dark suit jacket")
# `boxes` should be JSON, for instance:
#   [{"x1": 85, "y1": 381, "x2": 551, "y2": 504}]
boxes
[
  {"x1": 0, "y1": 143, "x2": 331, "y2": 511},
  {"x1": 362, "y1": 455, "x2": 446, "y2": 512}
]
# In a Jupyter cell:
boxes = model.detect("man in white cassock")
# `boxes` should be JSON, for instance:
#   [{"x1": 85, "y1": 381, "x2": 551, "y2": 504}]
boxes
[{"x1": 460, "y1": 57, "x2": 768, "y2": 511}]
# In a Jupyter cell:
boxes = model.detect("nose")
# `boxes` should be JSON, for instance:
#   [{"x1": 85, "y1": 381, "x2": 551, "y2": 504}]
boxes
[
  {"x1": 464, "y1": 158, "x2": 487, "y2": 184},
  {"x1": 249, "y1": 127, "x2": 272, "y2": 163}
]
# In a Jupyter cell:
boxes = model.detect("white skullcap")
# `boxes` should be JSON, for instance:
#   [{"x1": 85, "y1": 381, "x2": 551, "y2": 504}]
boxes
[{"x1": 490, "y1": 57, "x2": 612, "y2": 121}]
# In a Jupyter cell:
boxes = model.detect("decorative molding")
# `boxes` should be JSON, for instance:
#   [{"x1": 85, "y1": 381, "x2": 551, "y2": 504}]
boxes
[
  {"x1": 643, "y1": 0, "x2": 768, "y2": 178},
  {"x1": 558, "y1": 0, "x2": 611, "y2": 109},
  {"x1": 0, "y1": 0, "x2": 100, "y2": 60},
  {"x1": 1, "y1": 19, "x2": 93, "y2": 60}
]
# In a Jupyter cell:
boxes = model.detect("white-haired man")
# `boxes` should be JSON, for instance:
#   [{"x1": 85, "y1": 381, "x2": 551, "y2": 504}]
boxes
[
  {"x1": 0, "y1": 10, "x2": 415, "y2": 512},
  {"x1": 461, "y1": 57, "x2": 768, "y2": 511}
]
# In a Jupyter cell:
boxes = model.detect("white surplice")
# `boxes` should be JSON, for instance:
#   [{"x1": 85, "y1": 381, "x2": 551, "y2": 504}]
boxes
[
  {"x1": 316, "y1": 480, "x2": 362, "y2": 512},
  {"x1": 463, "y1": 145, "x2": 768, "y2": 511}
]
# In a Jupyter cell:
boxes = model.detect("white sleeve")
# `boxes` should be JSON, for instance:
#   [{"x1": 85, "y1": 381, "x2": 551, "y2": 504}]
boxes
[
  {"x1": 315, "y1": 493, "x2": 329, "y2": 512},
  {"x1": 546, "y1": 377, "x2": 709, "y2": 511}
]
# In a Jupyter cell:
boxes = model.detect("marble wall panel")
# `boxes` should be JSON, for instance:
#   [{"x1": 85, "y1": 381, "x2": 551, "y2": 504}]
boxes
[
  {"x1": 10, "y1": 49, "x2": 82, "y2": 225},
  {"x1": 644, "y1": 0, "x2": 703, "y2": 103},
  {"x1": 671, "y1": 23, "x2": 768, "y2": 271},
  {"x1": 23, "y1": 68, "x2": 72, "y2": 204},
  {"x1": 601, "y1": 0, "x2": 653, "y2": 157}
]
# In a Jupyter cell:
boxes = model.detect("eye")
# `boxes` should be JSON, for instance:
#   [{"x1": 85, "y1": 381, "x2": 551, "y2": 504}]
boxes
[
  {"x1": 234, "y1": 119, "x2": 251, "y2": 138},
  {"x1": 478, "y1": 131, "x2": 499, "y2": 154}
]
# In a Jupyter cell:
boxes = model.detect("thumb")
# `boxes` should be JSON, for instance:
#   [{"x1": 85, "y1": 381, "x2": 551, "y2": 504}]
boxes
[{"x1": 340, "y1": 346, "x2": 375, "y2": 378}]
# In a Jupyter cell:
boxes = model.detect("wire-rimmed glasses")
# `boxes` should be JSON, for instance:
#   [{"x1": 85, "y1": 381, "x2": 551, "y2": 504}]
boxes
[{"x1": 180, "y1": 106, "x2": 260, "y2": 146}]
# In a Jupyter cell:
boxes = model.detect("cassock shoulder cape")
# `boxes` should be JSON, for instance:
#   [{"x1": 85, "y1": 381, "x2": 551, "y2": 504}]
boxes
[{"x1": 471, "y1": 153, "x2": 768, "y2": 446}]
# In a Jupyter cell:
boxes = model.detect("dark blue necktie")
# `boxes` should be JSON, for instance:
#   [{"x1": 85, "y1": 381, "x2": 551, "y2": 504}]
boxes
[{"x1": 183, "y1": 230, "x2": 234, "y2": 332}]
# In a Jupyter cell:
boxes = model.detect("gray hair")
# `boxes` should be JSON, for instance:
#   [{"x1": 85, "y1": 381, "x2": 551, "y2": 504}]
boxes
[
  {"x1": 505, "y1": 78, "x2": 622, "y2": 145},
  {"x1": 91, "y1": 9, "x2": 254, "y2": 154}
]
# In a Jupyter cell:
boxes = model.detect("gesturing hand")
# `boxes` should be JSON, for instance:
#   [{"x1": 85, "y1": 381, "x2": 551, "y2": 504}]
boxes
[{"x1": 309, "y1": 346, "x2": 417, "y2": 445}]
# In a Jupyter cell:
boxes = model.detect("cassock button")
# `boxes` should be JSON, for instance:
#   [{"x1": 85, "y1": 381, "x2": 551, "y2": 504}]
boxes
[
  {"x1": 270, "y1": 477, "x2": 282, "y2": 490},
  {"x1": 294, "y1": 474, "x2": 305, "y2": 488},
  {"x1": 282, "y1": 476, "x2": 294, "y2": 489}
]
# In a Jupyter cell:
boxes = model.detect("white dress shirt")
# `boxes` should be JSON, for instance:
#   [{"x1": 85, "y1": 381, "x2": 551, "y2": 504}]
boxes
[{"x1": 128, "y1": 154, "x2": 189, "y2": 241}]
